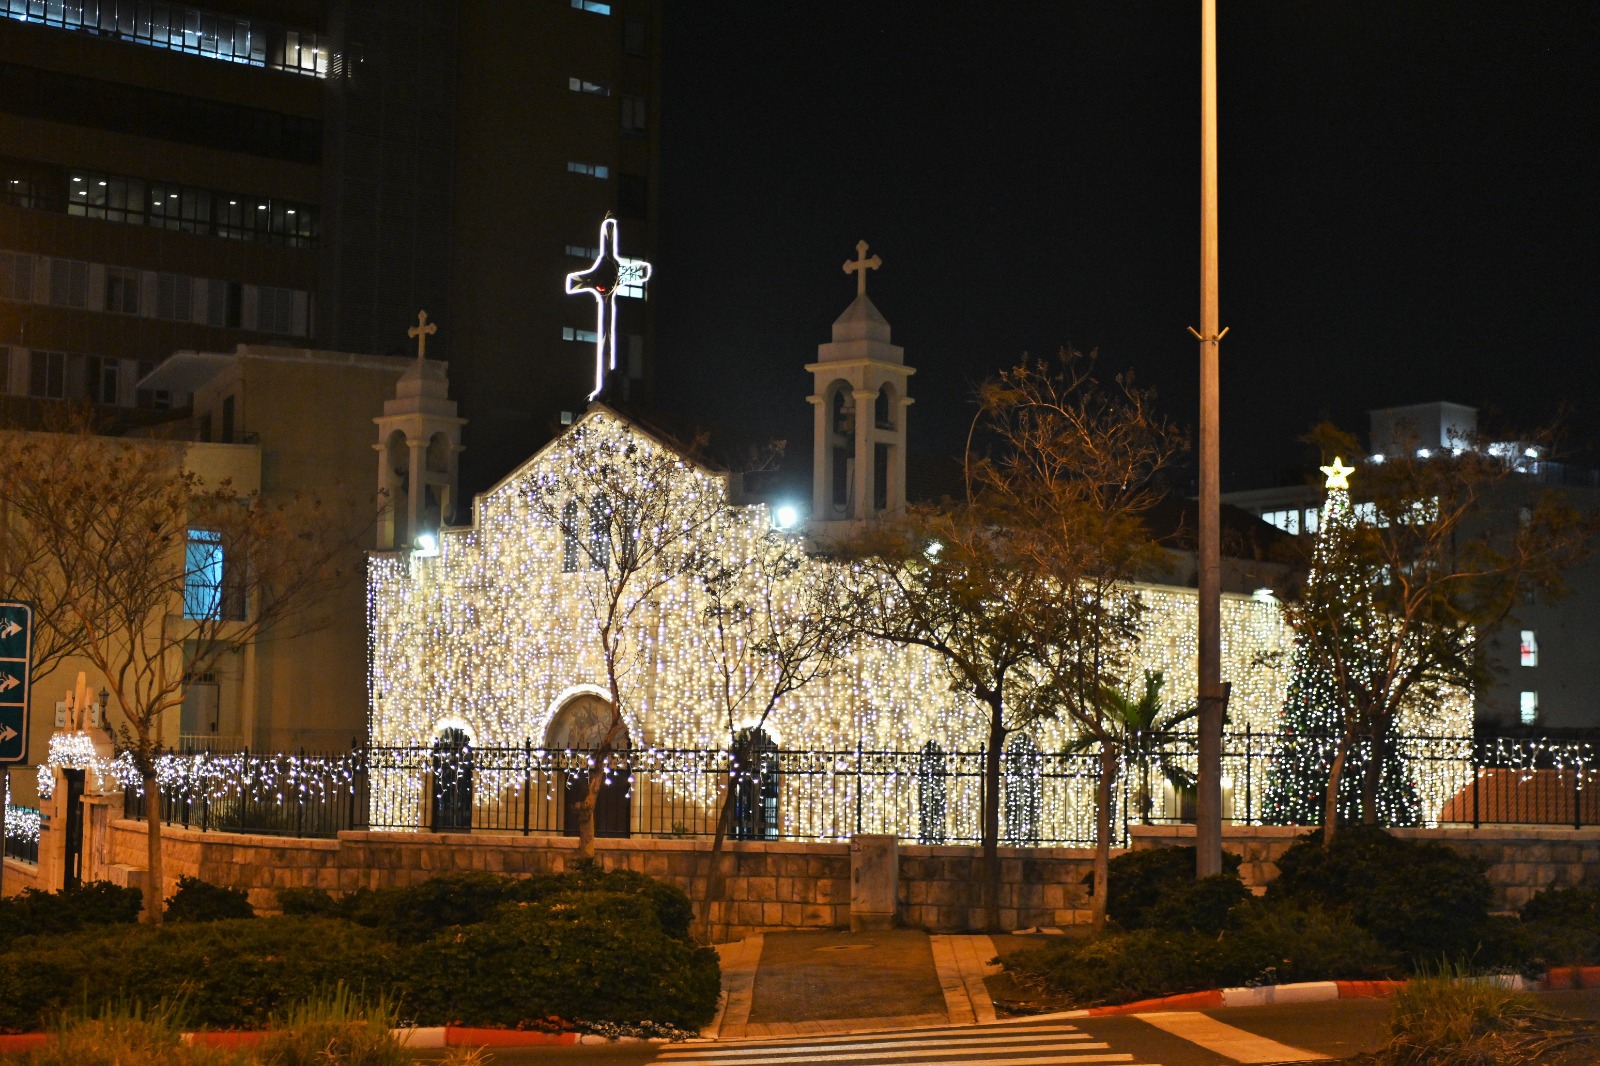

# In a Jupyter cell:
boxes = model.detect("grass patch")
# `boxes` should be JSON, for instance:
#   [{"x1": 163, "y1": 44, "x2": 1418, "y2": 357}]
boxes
[{"x1": 1375, "y1": 963, "x2": 1600, "y2": 1066}]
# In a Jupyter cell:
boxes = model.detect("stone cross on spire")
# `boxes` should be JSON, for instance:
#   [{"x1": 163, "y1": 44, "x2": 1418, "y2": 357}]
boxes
[
  {"x1": 408, "y1": 310, "x2": 437, "y2": 361},
  {"x1": 566, "y1": 215, "x2": 653, "y2": 401},
  {"x1": 843, "y1": 240, "x2": 882, "y2": 297}
]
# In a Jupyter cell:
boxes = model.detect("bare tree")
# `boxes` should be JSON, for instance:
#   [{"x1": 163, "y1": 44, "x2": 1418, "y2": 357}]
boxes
[
  {"x1": 520, "y1": 413, "x2": 730, "y2": 859},
  {"x1": 1287, "y1": 423, "x2": 1596, "y2": 844},
  {"x1": 697, "y1": 528, "x2": 848, "y2": 935},
  {"x1": 971, "y1": 350, "x2": 1186, "y2": 931},
  {"x1": 0, "y1": 422, "x2": 364, "y2": 921}
]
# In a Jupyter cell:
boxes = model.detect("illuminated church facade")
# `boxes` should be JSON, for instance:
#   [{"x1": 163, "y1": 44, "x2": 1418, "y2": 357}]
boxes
[{"x1": 364, "y1": 235, "x2": 1470, "y2": 841}]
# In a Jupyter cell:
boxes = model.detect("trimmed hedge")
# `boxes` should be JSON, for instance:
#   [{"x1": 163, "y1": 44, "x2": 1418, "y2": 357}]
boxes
[
  {"x1": 164, "y1": 876, "x2": 255, "y2": 923},
  {"x1": 0, "y1": 869, "x2": 719, "y2": 1034},
  {"x1": 1104, "y1": 846, "x2": 1243, "y2": 930},
  {"x1": 0, "y1": 881, "x2": 142, "y2": 938},
  {"x1": 1268, "y1": 826, "x2": 1494, "y2": 963}
]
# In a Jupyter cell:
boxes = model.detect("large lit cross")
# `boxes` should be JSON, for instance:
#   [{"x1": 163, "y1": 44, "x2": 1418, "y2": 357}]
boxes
[
  {"x1": 408, "y1": 310, "x2": 437, "y2": 360},
  {"x1": 566, "y1": 215, "x2": 653, "y2": 401},
  {"x1": 843, "y1": 239, "x2": 881, "y2": 297}
]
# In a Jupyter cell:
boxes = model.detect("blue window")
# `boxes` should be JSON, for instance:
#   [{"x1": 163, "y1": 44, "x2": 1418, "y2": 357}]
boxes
[{"x1": 183, "y1": 529, "x2": 223, "y2": 620}]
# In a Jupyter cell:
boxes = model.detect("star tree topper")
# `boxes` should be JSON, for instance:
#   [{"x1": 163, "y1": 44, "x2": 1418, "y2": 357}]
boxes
[
  {"x1": 565, "y1": 215, "x2": 653, "y2": 401},
  {"x1": 1320, "y1": 456, "x2": 1355, "y2": 491}
]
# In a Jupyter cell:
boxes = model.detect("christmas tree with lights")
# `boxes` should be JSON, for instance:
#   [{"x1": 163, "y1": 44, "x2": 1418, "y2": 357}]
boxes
[{"x1": 1262, "y1": 458, "x2": 1421, "y2": 827}]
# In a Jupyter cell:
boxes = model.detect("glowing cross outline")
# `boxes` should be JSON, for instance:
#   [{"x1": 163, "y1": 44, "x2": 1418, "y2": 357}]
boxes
[
  {"x1": 1320, "y1": 456, "x2": 1355, "y2": 491},
  {"x1": 565, "y1": 216, "x2": 653, "y2": 401},
  {"x1": 843, "y1": 239, "x2": 882, "y2": 297},
  {"x1": 407, "y1": 310, "x2": 437, "y2": 360}
]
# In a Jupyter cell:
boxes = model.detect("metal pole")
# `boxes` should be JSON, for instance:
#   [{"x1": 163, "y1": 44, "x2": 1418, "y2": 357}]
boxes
[{"x1": 1193, "y1": 0, "x2": 1226, "y2": 879}]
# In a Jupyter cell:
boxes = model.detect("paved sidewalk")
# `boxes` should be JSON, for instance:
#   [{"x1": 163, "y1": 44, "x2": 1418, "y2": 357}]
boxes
[{"x1": 707, "y1": 929, "x2": 1001, "y2": 1041}]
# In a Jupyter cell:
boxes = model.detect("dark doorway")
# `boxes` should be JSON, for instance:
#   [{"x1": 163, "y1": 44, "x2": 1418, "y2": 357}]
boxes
[
  {"x1": 547, "y1": 694, "x2": 632, "y2": 839},
  {"x1": 63, "y1": 768, "x2": 85, "y2": 889},
  {"x1": 430, "y1": 727, "x2": 473, "y2": 832},
  {"x1": 562, "y1": 761, "x2": 632, "y2": 838},
  {"x1": 731, "y1": 727, "x2": 779, "y2": 840}
]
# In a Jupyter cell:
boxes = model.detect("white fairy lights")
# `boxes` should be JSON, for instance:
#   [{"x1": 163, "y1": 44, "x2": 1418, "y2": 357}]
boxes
[{"x1": 363, "y1": 409, "x2": 1473, "y2": 841}]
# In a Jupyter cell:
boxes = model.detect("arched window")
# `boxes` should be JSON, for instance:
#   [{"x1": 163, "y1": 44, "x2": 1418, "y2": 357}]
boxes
[
  {"x1": 589, "y1": 493, "x2": 611, "y2": 570},
  {"x1": 560, "y1": 500, "x2": 581, "y2": 572},
  {"x1": 731, "y1": 727, "x2": 780, "y2": 840},
  {"x1": 430, "y1": 726, "x2": 473, "y2": 832},
  {"x1": 875, "y1": 384, "x2": 893, "y2": 429},
  {"x1": 917, "y1": 740, "x2": 947, "y2": 844},
  {"x1": 1003, "y1": 733, "x2": 1042, "y2": 846}
]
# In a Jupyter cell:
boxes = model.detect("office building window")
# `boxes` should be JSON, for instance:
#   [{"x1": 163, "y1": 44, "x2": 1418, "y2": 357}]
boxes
[
  {"x1": 2, "y1": 2, "x2": 325, "y2": 78},
  {"x1": 156, "y1": 273, "x2": 192, "y2": 322},
  {"x1": 105, "y1": 266, "x2": 140, "y2": 314},
  {"x1": 623, "y1": 16, "x2": 649, "y2": 56},
  {"x1": 570, "y1": 0, "x2": 611, "y2": 13},
  {"x1": 0, "y1": 250, "x2": 34, "y2": 301},
  {"x1": 562, "y1": 327, "x2": 599, "y2": 344},
  {"x1": 220, "y1": 394, "x2": 235, "y2": 443},
  {"x1": 1520, "y1": 691, "x2": 1539, "y2": 725},
  {"x1": 86, "y1": 355, "x2": 119, "y2": 405},
  {"x1": 48, "y1": 257, "x2": 89, "y2": 308},
  {"x1": 621, "y1": 96, "x2": 647, "y2": 133},
  {"x1": 1520, "y1": 630, "x2": 1538, "y2": 667},
  {"x1": 617, "y1": 173, "x2": 648, "y2": 218},
  {"x1": 183, "y1": 530, "x2": 224, "y2": 620},
  {"x1": 567, "y1": 161, "x2": 609, "y2": 180},
  {"x1": 28, "y1": 350, "x2": 66, "y2": 399},
  {"x1": 565, "y1": 245, "x2": 599, "y2": 260},
  {"x1": 568, "y1": 77, "x2": 610, "y2": 96}
]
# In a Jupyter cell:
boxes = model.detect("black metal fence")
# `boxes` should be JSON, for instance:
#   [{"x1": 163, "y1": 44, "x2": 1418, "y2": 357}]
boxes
[
  {"x1": 117, "y1": 734, "x2": 1600, "y2": 846},
  {"x1": 3, "y1": 805, "x2": 41, "y2": 864}
]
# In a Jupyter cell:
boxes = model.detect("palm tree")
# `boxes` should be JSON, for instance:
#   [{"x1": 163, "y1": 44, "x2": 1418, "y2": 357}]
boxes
[{"x1": 1068, "y1": 670, "x2": 1198, "y2": 827}]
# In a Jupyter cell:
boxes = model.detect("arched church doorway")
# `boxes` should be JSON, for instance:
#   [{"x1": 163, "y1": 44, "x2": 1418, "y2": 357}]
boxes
[
  {"x1": 430, "y1": 726, "x2": 473, "y2": 832},
  {"x1": 731, "y1": 726, "x2": 780, "y2": 840},
  {"x1": 547, "y1": 693, "x2": 632, "y2": 838}
]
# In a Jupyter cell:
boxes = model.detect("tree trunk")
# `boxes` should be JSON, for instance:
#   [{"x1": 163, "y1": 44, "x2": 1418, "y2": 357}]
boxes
[
  {"x1": 981, "y1": 711, "x2": 1005, "y2": 934},
  {"x1": 699, "y1": 773, "x2": 739, "y2": 941},
  {"x1": 1361, "y1": 725, "x2": 1384, "y2": 826},
  {"x1": 574, "y1": 771, "x2": 601, "y2": 861},
  {"x1": 1322, "y1": 737, "x2": 1350, "y2": 848},
  {"x1": 1091, "y1": 743, "x2": 1116, "y2": 934},
  {"x1": 143, "y1": 771, "x2": 163, "y2": 925}
]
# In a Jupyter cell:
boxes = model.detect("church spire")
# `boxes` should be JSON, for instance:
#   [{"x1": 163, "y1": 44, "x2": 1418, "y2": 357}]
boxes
[
  {"x1": 375, "y1": 311, "x2": 466, "y2": 550},
  {"x1": 806, "y1": 241, "x2": 914, "y2": 536}
]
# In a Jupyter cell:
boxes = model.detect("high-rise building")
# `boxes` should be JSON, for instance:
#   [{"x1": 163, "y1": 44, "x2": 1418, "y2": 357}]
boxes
[{"x1": 0, "y1": 0, "x2": 660, "y2": 496}]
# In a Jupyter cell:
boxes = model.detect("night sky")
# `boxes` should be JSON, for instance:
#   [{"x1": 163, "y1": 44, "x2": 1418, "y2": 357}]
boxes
[{"x1": 650, "y1": 2, "x2": 1599, "y2": 492}]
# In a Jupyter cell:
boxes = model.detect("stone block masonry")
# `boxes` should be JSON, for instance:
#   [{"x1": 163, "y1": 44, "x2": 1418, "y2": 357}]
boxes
[{"x1": 97, "y1": 819, "x2": 1598, "y2": 938}]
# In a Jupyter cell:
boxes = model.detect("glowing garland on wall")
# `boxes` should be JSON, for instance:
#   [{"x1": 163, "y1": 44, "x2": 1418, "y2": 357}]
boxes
[{"x1": 363, "y1": 410, "x2": 1474, "y2": 841}]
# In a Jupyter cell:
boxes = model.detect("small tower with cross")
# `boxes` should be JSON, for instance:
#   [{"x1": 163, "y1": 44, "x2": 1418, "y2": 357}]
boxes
[
  {"x1": 806, "y1": 241, "x2": 914, "y2": 536},
  {"x1": 374, "y1": 311, "x2": 466, "y2": 550}
]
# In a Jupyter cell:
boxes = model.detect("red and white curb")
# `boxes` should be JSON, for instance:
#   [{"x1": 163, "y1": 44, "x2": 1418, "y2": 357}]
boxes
[
  {"x1": 0, "y1": 1027, "x2": 689, "y2": 1053},
  {"x1": 1047, "y1": 973, "x2": 1558, "y2": 1018}
]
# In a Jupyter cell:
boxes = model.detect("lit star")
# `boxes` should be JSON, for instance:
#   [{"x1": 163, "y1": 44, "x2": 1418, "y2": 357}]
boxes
[{"x1": 1320, "y1": 456, "x2": 1355, "y2": 491}]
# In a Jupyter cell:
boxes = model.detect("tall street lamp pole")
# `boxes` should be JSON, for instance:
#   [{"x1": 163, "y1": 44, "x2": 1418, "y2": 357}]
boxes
[{"x1": 1192, "y1": 0, "x2": 1227, "y2": 878}]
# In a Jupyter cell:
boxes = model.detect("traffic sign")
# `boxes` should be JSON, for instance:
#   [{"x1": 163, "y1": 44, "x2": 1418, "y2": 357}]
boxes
[{"x1": 0, "y1": 601, "x2": 32, "y2": 765}]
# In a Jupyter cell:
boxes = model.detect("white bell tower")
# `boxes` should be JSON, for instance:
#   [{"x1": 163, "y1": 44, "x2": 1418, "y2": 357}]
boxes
[
  {"x1": 375, "y1": 311, "x2": 466, "y2": 550},
  {"x1": 806, "y1": 241, "x2": 914, "y2": 539}
]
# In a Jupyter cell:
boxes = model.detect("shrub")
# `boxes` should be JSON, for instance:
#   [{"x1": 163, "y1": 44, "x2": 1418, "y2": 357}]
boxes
[
  {"x1": 0, "y1": 918, "x2": 397, "y2": 1033},
  {"x1": 1104, "y1": 846, "x2": 1242, "y2": 930},
  {"x1": 1000, "y1": 901, "x2": 1393, "y2": 1007},
  {"x1": 0, "y1": 881, "x2": 142, "y2": 938},
  {"x1": 402, "y1": 891, "x2": 721, "y2": 1029},
  {"x1": 1380, "y1": 961, "x2": 1600, "y2": 1066},
  {"x1": 1143, "y1": 874, "x2": 1251, "y2": 935},
  {"x1": 252, "y1": 982, "x2": 404, "y2": 1066},
  {"x1": 1268, "y1": 826, "x2": 1493, "y2": 963},
  {"x1": 275, "y1": 886, "x2": 340, "y2": 918},
  {"x1": 1517, "y1": 886, "x2": 1600, "y2": 969},
  {"x1": 164, "y1": 877, "x2": 255, "y2": 923}
]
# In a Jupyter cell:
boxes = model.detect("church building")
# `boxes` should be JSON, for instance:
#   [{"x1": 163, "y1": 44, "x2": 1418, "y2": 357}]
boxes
[{"x1": 364, "y1": 230, "x2": 1470, "y2": 843}]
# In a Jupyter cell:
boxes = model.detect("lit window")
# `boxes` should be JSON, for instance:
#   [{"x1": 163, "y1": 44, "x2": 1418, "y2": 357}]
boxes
[
  {"x1": 1520, "y1": 630, "x2": 1538, "y2": 667},
  {"x1": 184, "y1": 530, "x2": 224, "y2": 620},
  {"x1": 568, "y1": 77, "x2": 610, "y2": 96},
  {"x1": 564, "y1": 245, "x2": 599, "y2": 259},
  {"x1": 567, "y1": 161, "x2": 610, "y2": 179},
  {"x1": 1520, "y1": 691, "x2": 1539, "y2": 724},
  {"x1": 571, "y1": 0, "x2": 611, "y2": 12},
  {"x1": 562, "y1": 327, "x2": 598, "y2": 344}
]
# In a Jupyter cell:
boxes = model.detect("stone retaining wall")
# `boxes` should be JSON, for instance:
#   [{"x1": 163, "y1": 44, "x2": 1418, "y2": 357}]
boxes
[
  {"x1": 1130, "y1": 824, "x2": 1600, "y2": 910},
  {"x1": 1, "y1": 858, "x2": 42, "y2": 897}
]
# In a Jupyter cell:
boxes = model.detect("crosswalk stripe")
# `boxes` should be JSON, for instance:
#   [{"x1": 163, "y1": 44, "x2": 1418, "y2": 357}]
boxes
[
  {"x1": 661, "y1": 1041, "x2": 1109, "y2": 1063},
  {"x1": 1134, "y1": 1010, "x2": 1329, "y2": 1063},
  {"x1": 659, "y1": 1031, "x2": 1093, "y2": 1058},
  {"x1": 659, "y1": 1049, "x2": 1139, "y2": 1056},
  {"x1": 666, "y1": 1020, "x2": 1092, "y2": 1051}
]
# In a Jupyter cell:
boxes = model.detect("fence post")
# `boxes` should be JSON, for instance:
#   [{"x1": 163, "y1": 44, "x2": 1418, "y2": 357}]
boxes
[
  {"x1": 1243, "y1": 724, "x2": 1253, "y2": 826},
  {"x1": 976, "y1": 744, "x2": 985, "y2": 846},
  {"x1": 1575, "y1": 763, "x2": 1583, "y2": 831},
  {"x1": 1472, "y1": 741, "x2": 1481, "y2": 829},
  {"x1": 522, "y1": 738, "x2": 533, "y2": 836},
  {"x1": 854, "y1": 745, "x2": 863, "y2": 836}
]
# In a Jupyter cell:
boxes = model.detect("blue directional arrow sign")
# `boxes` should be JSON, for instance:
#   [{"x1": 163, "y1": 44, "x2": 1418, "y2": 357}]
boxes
[{"x1": 0, "y1": 601, "x2": 32, "y2": 765}]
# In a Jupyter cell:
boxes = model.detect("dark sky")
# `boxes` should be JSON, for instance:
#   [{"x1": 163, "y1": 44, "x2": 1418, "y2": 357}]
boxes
[{"x1": 650, "y1": 2, "x2": 1599, "y2": 491}]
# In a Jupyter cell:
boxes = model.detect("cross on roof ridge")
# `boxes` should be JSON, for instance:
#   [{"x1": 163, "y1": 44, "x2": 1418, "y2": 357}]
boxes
[{"x1": 843, "y1": 239, "x2": 882, "y2": 298}]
